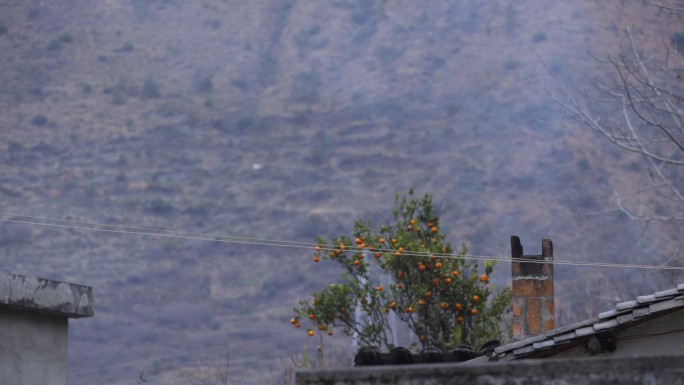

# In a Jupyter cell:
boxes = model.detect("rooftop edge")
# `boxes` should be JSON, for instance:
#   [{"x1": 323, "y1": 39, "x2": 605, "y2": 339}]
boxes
[{"x1": 0, "y1": 271, "x2": 93, "y2": 318}]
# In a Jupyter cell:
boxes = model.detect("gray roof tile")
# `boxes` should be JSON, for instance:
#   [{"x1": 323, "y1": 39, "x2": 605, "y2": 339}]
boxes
[
  {"x1": 575, "y1": 326, "x2": 596, "y2": 337},
  {"x1": 492, "y1": 282, "x2": 684, "y2": 360},
  {"x1": 594, "y1": 319, "x2": 618, "y2": 331},
  {"x1": 512, "y1": 346, "x2": 535, "y2": 356},
  {"x1": 615, "y1": 300, "x2": 638, "y2": 311},
  {"x1": 598, "y1": 309, "x2": 617, "y2": 319},
  {"x1": 632, "y1": 307, "x2": 651, "y2": 318},
  {"x1": 553, "y1": 332, "x2": 577, "y2": 343},
  {"x1": 637, "y1": 295, "x2": 657, "y2": 304},
  {"x1": 616, "y1": 313, "x2": 635, "y2": 325},
  {"x1": 532, "y1": 340, "x2": 555, "y2": 350},
  {"x1": 494, "y1": 334, "x2": 548, "y2": 354},
  {"x1": 649, "y1": 297, "x2": 684, "y2": 313},
  {"x1": 654, "y1": 288, "x2": 679, "y2": 298}
]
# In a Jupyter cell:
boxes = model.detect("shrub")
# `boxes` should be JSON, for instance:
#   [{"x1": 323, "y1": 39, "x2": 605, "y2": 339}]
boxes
[
  {"x1": 115, "y1": 42, "x2": 135, "y2": 53},
  {"x1": 31, "y1": 115, "x2": 48, "y2": 126},
  {"x1": 291, "y1": 71, "x2": 321, "y2": 104},
  {"x1": 671, "y1": 32, "x2": 684, "y2": 56},
  {"x1": 194, "y1": 77, "x2": 214, "y2": 94},
  {"x1": 141, "y1": 76, "x2": 160, "y2": 99},
  {"x1": 291, "y1": 190, "x2": 510, "y2": 350},
  {"x1": 532, "y1": 32, "x2": 547, "y2": 43}
]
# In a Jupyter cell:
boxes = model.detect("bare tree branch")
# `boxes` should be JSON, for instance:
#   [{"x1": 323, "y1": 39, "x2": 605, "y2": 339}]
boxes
[{"x1": 544, "y1": 3, "x2": 684, "y2": 224}]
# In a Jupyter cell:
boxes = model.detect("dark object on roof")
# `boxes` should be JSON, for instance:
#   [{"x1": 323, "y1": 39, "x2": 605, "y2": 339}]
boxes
[{"x1": 354, "y1": 340, "x2": 500, "y2": 366}]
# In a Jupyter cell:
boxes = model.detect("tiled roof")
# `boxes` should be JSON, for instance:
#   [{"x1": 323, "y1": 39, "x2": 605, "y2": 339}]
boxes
[
  {"x1": 354, "y1": 340, "x2": 500, "y2": 366},
  {"x1": 492, "y1": 283, "x2": 684, "y2": 360}
]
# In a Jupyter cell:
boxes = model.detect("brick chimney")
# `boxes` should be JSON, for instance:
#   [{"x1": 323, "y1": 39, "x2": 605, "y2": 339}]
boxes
[{"x1": 510, "y1": 236, "x2": 554, "y2": 341}]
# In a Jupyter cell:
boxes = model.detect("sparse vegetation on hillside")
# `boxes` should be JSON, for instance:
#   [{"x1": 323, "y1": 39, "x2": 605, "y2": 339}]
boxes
[{"x1": 0, "y1": 1, "x2": 682, "y2": 384}]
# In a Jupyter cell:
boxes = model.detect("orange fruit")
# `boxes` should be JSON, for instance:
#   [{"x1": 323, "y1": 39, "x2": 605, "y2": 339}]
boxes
[
  {"x1": 313, "y1": 256, "x2": 320, "y2": 263},
  {"x1": 339, "y1": 243, "x2": 346, "y2": 250},
  {"x1": 471, "y1": 308, "x2": 478, "y2": 315},
  {"x1": 396, "y1": 271, "x2": 405, "y2": 279},
  {"x1": 424, "y1": 290, "x2": 432, "y2": 298},
  {"x1": 318, "y1": 325, "x2": 326, "y2": 331},
  {"x1": 290, "y1": 318, "x2": 297, "y2": 324},
  {"x1": 480, "y1": 274, "x2": 488, "y2": 282},
  {"x1": 379, "y1": 238, "x2": 386, "y2": 244},
  {"x1": 327, "y1": 330, "x2": 334, "y2": 336},
  {"x1": 389, "y1": 301, "x2": 397, "y2": 309},
  {"x1": 455, "y1": 303, "x2": 463, "y2": 311},
  {"x1": 406, "y1": 306, "x2": 415, "y2": 314},
  {"x1": 396, "y1": 283, "x2": 404, "y2": 289},
  {"x1": 473, "y1": 295, "x2": 480, "y2": 302},
  {"x1": 432, "y1": 278, "x2": 440, "y2": 286},
  {"x1": 391, "y1": 238, "x2": 397, "y2": 244},
  {"x1": 376, "y1": 285, "x2": 384, "y2": 292},
  {"x1": 435, "y1": 262, "x2": 443, "y2": 269},
  {"x1": 457, "y1": 316, "x2": 464, "y2": 323},
  {"x1": 451, "y1": 271, "x2": 459, "y2": 277},
  {"x1": 439, "y1": 302, "x2": 448, "y2": 310},
  {"x1": 395, "y1": 251, "x2": 402, "y2": 257},
  {"x1": 418, "y1": 299, "x2": 426, "y2": 306},
  {"x1": 374, "y1": 252, "x2": 382, "y2": 259},
  {"x1": 308, "y1": 330, "x2": 315, "y2": 337},
  {"x1": 353, "y1": 260, "x2": 361, "y2": 266},
  {"x1": 418, "y1": 264, "x2": 427, "y2": 271},
  {"x1": 308, "y1": 314, "x2": 315, "y2": 320},
  {"x1": 354, "y1": 238, "x2": 362, "y2": 245},
  {"x1": 445, "y1": 277, "x2": 452, "y2": 284},
  {"x1": 431, "y1": 227, "x2": 438, "y2": 233},
  {"x1": 315, "y1": 245, "x2": 322, "y2": 251},
  {"x1": 410, "y1": 219, "x2": 417, "y2": 225},
  {"x1": 295, "y1": 323, "x2": 301, "y2": 328}
]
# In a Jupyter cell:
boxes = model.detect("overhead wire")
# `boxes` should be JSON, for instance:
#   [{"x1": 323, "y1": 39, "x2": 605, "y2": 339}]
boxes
[{"x1": 0, "y1": 212, "x2": 683, "y2": 271}]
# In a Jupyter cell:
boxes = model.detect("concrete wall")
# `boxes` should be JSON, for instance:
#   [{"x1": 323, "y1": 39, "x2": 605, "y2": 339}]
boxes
[
  {"x1": 0, "y1": 308, "x2": 68, "y2": 385},
  {"x1": 0, "y1": 272, "x2": 93, "y2": 385},
  {"x1": 296, "y1": 354, "x2": 684, "y2": 385}
]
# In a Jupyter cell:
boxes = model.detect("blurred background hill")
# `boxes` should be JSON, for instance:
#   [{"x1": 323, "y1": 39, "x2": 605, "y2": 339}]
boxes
[{"x1": 0, "y1": 0, "x2": 682, "y2": 383}]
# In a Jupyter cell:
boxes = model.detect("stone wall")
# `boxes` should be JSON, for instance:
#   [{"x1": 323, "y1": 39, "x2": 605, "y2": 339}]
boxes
[{"x1": 296, "y1": 354, "x2": 684, "y2": 385}]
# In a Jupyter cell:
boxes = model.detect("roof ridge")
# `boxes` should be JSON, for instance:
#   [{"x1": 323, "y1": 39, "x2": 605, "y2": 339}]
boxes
[{"x1": 493, "y1": 283, "x2": 684, "y2": 359}]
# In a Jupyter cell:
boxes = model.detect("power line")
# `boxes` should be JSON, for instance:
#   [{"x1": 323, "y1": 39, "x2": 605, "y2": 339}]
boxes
[{"x1": 0, "y1": 212, "x2": 682, "y2": 271}]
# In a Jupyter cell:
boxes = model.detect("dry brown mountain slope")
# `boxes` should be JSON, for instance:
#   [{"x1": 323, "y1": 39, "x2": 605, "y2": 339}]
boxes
[{"x1": 1, "y1": 0, "x2": 683, "y2": 383}]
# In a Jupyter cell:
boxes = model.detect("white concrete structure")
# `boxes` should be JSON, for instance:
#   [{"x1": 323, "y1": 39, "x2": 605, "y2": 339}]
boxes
[{"x1": 0, "y1": 272, "x2": 93, "y2": 385}]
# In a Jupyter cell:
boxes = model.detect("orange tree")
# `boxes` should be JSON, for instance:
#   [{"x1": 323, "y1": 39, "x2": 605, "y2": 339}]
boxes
[{"x1": 290, "y1": 190, "x2": 511, "y2": 350}]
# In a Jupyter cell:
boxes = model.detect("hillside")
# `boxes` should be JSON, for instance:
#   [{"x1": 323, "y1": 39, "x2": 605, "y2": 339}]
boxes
[{"x1": 1, "y1": 0, "x2": 683, "y2": 383}]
